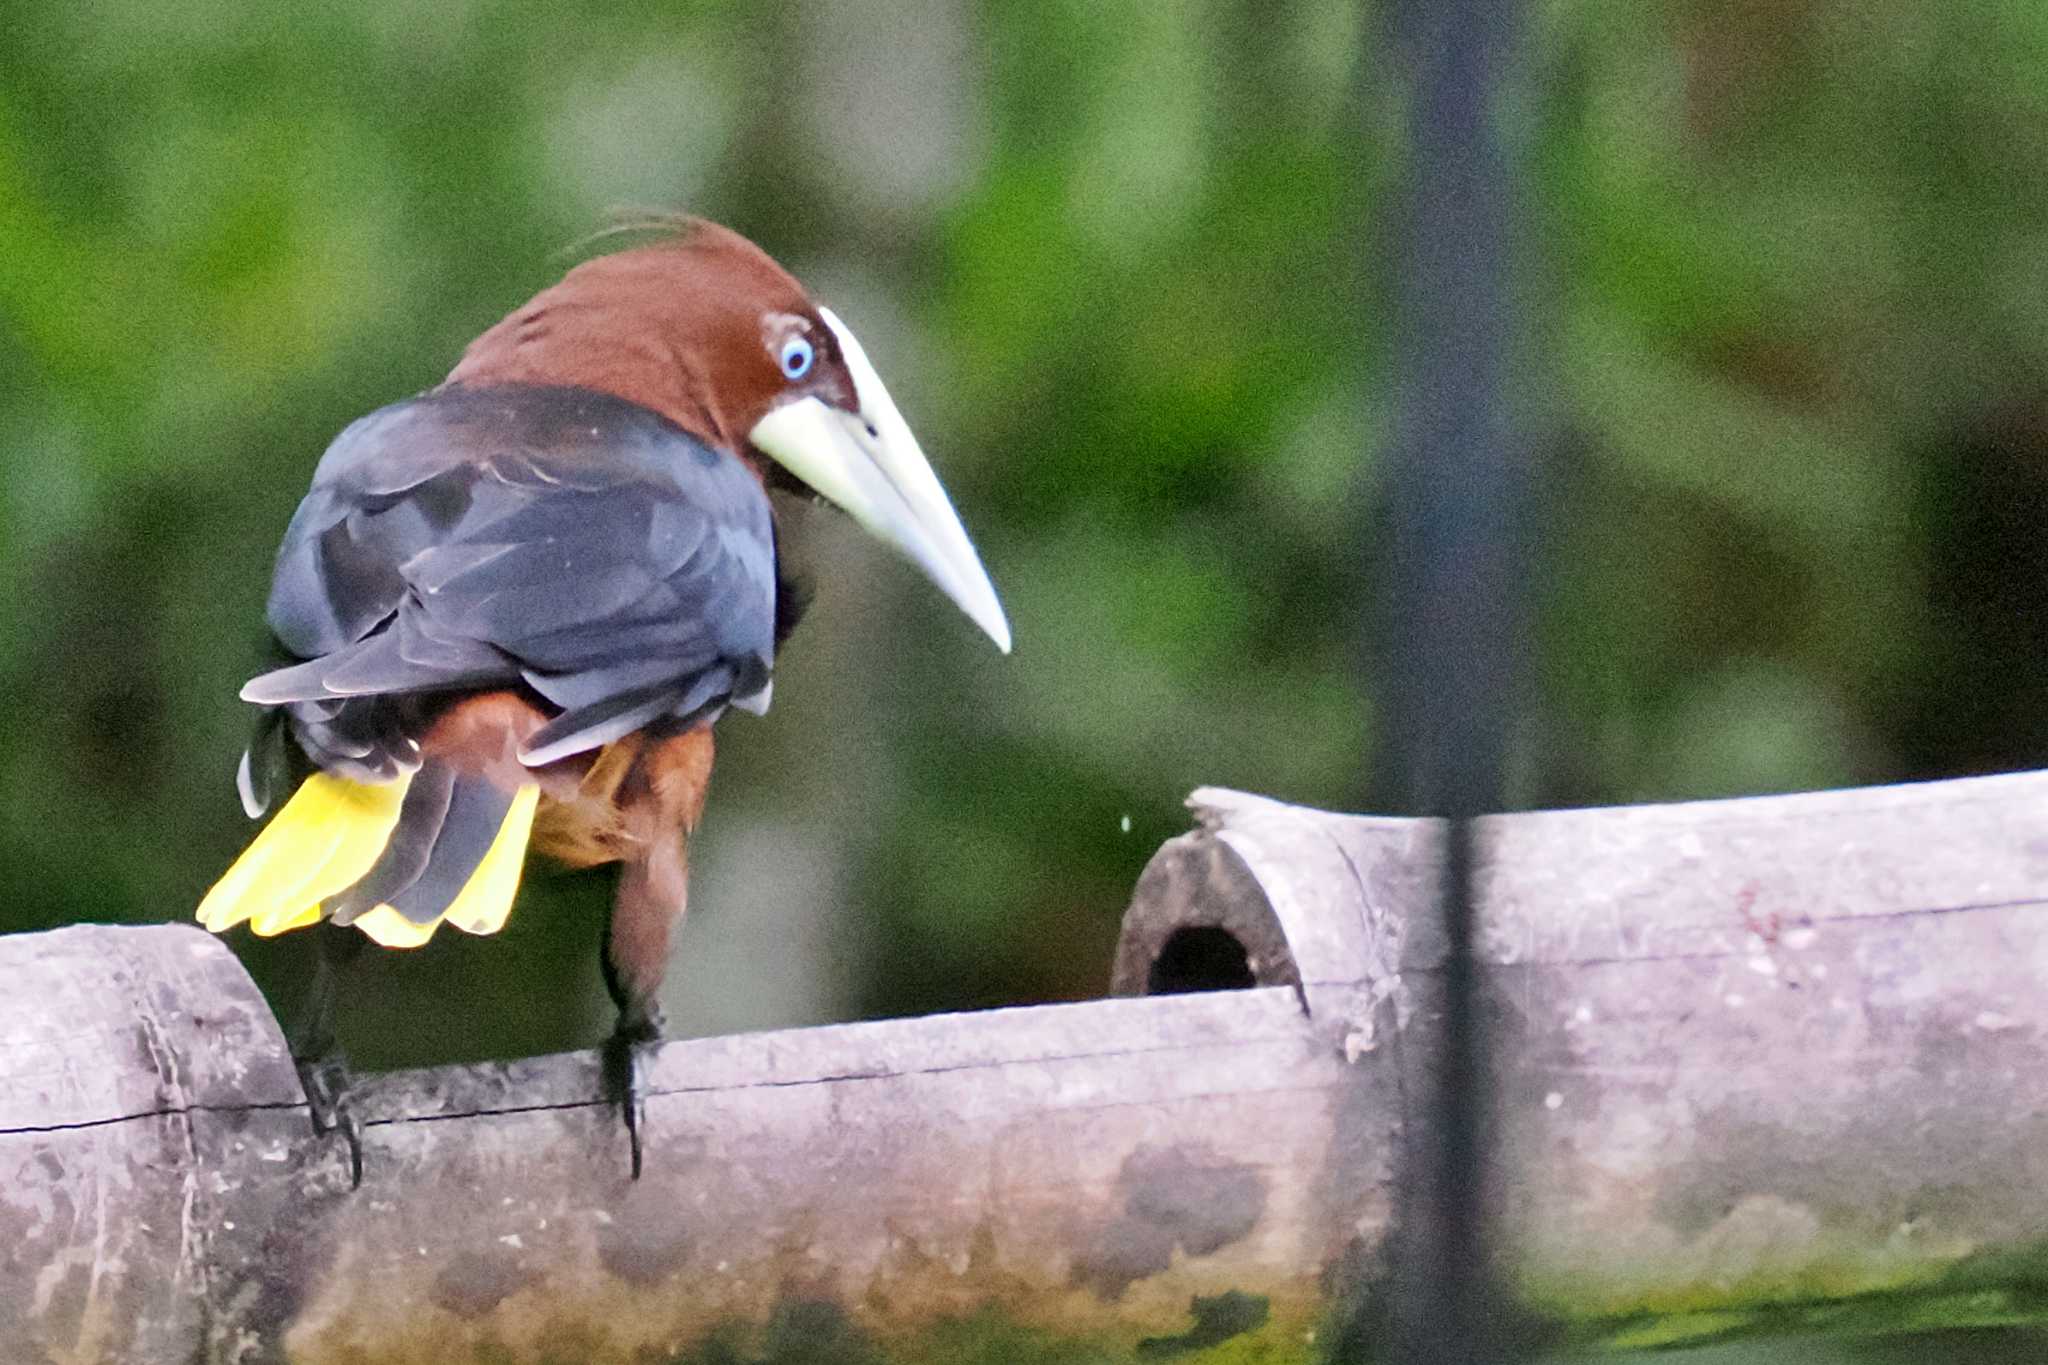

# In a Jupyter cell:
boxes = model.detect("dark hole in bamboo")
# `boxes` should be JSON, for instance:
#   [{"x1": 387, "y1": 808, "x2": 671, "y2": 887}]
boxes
[{"x1": 1147, "y1": 926, "x2": 1255, "y2": 994}]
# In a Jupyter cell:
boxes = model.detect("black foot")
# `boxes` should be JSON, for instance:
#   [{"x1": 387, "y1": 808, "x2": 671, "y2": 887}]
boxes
[
  {"x1": 602, "y1": 1012, "x2": 663, "y2": 1180},
  {"x1": 296, "y1": 1052, "x2": 364, "y2": 1188}
]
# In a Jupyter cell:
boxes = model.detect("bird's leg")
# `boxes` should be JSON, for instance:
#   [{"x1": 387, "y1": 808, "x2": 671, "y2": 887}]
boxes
[
  {"x1": 289, "y1": 919, "x2": 368, "y2": 1186},
  {"x1": 590, "y1": 727, "x2": 711, "y2": 1179},
  {"x1": 601, "y1": 838, "x2": 687, "y2": 1180}
]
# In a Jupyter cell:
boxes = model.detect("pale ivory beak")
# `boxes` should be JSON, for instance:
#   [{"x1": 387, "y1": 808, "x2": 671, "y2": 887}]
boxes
[{"x1": 748, "y1": 306, "x2": 1012, "y2": 653}]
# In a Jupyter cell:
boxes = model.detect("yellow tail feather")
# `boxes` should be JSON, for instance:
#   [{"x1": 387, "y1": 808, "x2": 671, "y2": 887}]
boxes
[
  {"x1": 200, "y1": 772, "x2": 544, "y2": 950},
  {"x1": 350, "y1": 904, "x2": 439, "y2": 948},
  {"x1": 198, "y1": 772, "x2": 412, "y2": 936}
]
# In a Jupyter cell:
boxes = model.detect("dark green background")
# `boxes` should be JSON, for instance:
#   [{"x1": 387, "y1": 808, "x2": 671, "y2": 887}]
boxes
[
  {"x1": 7, "y1": 0, "x2": 2045, "y2": 1045},
  {"x1": 3, "y1": 7, "x2": 2046, "y2": 1354},
  {"x1": 8, "y1": 0, "x2": 2039, "y2": 1047}
]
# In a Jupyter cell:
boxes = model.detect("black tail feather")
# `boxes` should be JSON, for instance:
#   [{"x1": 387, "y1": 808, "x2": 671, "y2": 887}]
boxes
[
  {"x1": 327, "y1": 764, "x2": 458, "y2": 925},
  {"x1": 237, "y1": 708, "x2": 292, "y2": 817},
  {"x1": 384, "y1": 774, "x2": 515, "y2": 927}
]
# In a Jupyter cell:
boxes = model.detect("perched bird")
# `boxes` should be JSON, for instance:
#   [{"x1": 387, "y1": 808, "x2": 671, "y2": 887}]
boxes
[{"x1": 197, "y1": 218, "x2": 1010, "y2": 1179}]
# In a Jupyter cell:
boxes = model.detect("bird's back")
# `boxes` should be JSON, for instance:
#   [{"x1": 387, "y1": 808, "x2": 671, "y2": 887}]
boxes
[{"x1": 247, "y1": 382, "x2": 779, "y2": 783}]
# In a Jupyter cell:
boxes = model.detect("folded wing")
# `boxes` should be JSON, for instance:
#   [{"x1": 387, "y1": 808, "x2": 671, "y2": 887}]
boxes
[{"x1": 243, "y1": 383, "x2": 778, "y2": 779}]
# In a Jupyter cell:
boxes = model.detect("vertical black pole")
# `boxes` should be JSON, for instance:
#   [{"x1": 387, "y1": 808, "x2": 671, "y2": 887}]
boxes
[{"x1": 1371, "y1": 0, "x2": 1526, "y2": 1359}]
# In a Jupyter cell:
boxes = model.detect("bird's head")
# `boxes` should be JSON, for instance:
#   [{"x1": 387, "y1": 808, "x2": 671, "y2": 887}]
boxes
[{"x1": 447, "y1": 218, "x2": 1010, "y2": 653}]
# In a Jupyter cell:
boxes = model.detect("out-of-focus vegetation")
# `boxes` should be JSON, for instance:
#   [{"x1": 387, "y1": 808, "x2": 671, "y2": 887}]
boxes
[
  {"x1": 0, "y1": 0, "x2": 1377, "y2": 1048},
  {"x1": 3, "y1": 4, "x2": 2046, "y2": 1354}
]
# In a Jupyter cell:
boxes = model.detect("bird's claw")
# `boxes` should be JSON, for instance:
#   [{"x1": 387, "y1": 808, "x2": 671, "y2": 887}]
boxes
[
  {"x1": 625, "y1": 1054, "x2": 647, "y2": 1181},
  {"x1": 296, "y1": 1052, "x2": 364, "y2": 1188},
  {"x1": 603, "y1": 1020, "x2": 659, "y2": 1180}
]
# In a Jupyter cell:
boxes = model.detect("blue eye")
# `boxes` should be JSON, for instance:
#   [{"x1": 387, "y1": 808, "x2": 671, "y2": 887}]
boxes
[{"x1": 779, "y1": 335, "x2": 814, "y2": 381}]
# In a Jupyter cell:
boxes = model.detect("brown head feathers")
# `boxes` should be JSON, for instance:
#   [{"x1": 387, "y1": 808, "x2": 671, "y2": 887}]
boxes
[{"x1": 444, "y1": 219, "x2": 856, "y2": 466}]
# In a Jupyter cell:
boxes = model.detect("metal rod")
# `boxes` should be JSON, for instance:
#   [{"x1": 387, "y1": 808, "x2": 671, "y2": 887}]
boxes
[{"x1": 1368, "y1": 0, "x2": 1529, "y2": 1357}]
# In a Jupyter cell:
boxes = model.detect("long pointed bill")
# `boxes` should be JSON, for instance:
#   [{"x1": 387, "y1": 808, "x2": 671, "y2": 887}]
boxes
[{"x1": 748, "y1": 306, "x2": 1012, "y2": 653}]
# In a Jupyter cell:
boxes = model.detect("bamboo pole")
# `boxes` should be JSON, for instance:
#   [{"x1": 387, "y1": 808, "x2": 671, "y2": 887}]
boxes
[{"x1": 9, "y1": 770, "x2": 2048, "y2": 1362}]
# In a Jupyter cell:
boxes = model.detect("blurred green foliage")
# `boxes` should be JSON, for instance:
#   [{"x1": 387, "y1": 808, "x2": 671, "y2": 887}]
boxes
[
  {"x1": 3, "y1": 0, "x2": 2048, "y2": 1332},
  {"x1": 6, "y1": 0, "x2": 2048, "y2": 1358}
]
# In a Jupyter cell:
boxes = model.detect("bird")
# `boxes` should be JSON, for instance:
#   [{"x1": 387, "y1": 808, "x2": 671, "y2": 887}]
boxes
[{"x1": 195, "y1": 218, "x2": 1010, "y2": 1181}]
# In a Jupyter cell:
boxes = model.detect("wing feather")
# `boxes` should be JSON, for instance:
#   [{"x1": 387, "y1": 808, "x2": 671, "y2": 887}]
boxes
[{"x1": 246, "y1": 383, "x2": 778, "y2": 775}]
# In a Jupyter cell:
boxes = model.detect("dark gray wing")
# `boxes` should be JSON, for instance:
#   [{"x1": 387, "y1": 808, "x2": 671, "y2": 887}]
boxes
[{"x1": 243, "y1": 383, "x2": 777, "y2": 767}]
